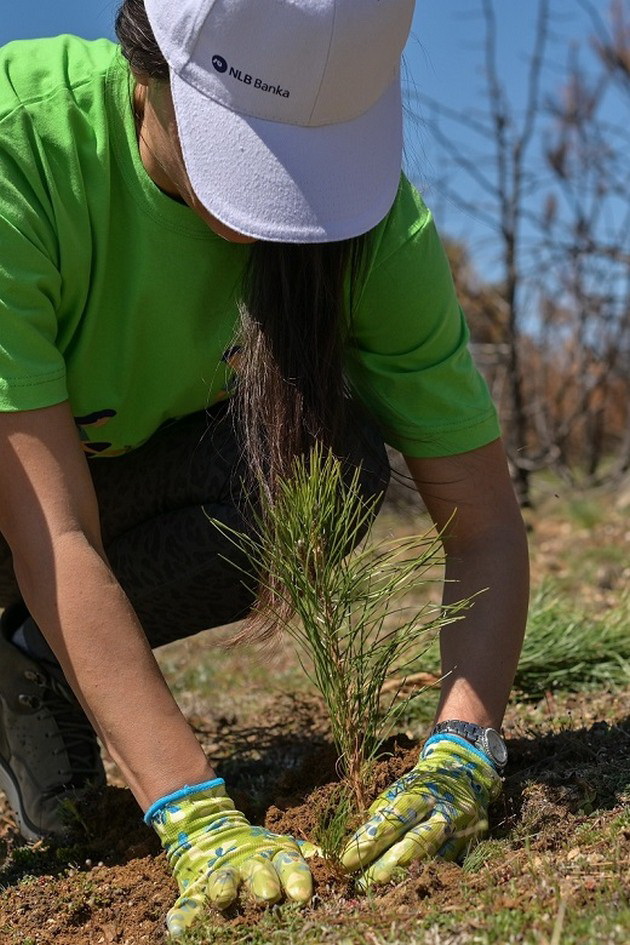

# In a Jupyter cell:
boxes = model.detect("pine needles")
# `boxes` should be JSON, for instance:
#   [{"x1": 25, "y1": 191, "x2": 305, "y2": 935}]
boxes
[{"x1": 213, "y1": 445, "x2": 470, "y2": 815}]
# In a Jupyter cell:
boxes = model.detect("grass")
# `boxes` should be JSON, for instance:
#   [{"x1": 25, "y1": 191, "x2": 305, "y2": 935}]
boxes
[
  {"x1": 565, "y1": 497, "x2": 605, "y2": 529},
  {"x1": 161, "y1": 477, "x2": 627, "y2": 722},
  {"x1": 514, "y1": 582, "x2": 630, "y2": 698},
  {"x1": 171, "y1": 890, "x2": 630, "y2": 945},
  {"x1": 0, "y1": 840, "x2": 87, "y2": 890},
  {"x1": 396, "y1": 579, "x2": 630, "y2": 736}
]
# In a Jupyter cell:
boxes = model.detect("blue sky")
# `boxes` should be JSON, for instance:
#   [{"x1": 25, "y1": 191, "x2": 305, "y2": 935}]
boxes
[
  {"x1": 404, "y1": 3, "x2": 613, "y2": 258},
  {"x1": 0, "y1": 1, "x2": 612, "y2": 270},
  {"x1": 0, "y1": 1, "x2": 118, "y2": 46}
]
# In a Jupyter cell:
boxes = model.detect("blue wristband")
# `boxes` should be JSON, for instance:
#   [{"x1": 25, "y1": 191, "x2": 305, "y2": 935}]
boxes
[
  {"x1": 143, "y1": 777, "x2": 226, "y2": 825},
  {"x1": 421, "y1": 733, "x2": 499, "y2": 771}
]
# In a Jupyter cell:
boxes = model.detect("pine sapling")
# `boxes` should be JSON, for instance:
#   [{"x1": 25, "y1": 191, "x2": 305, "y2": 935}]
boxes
[{"x1": 212, "y1": 445, "x2": 472, "y2": 822}]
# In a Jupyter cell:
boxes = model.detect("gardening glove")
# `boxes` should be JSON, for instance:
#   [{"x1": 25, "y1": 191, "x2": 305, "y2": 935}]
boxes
[
  {"x1": 341, "y1": 736, "x2": 503, "y2": 889},
  {"x1": 145, "y1": 777, "x2": 315, "y2": 937}
]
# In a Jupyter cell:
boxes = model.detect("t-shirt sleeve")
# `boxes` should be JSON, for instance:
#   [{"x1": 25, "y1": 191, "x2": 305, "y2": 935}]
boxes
[
  {"x1": 0, "y1": 107, "x2": 67, "y2": 412},
  {"x1": 345, "y1": 178, "x2": 500, "y2": 458}
]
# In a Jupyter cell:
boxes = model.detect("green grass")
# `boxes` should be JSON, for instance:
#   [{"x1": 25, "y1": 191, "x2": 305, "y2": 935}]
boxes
[
  {"x1": 398, "y1": 578, "x2": 630, "y2": 723},
  {"x1": 0, "y1": 842, "x2": 86, "y2": 890},
  {"x1": 514, "y1": 582, "x2": 630, "y2": 698},
  {"x1": 565, "y1": 498, "x2": 605, "y2": 529},
  {"x1": 170, "y1": 894, "x2": 630, "y2": 945},
  {"x1": 461, "y1": 837, "x2": 512, "y2": 873}
]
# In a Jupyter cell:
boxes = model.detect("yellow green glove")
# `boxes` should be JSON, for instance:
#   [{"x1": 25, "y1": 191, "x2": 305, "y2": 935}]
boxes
[
  {"x1": 145, "y1": 778, "x2": 314, "y2": 937},
  {"x1": 341, "y1": 735, "x2": 503, "y2": 889}
]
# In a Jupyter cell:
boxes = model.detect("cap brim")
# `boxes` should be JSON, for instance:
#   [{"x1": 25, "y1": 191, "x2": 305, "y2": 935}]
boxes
[{"x1": 170, "y1": 74, "x2": 403, "y2": 243}]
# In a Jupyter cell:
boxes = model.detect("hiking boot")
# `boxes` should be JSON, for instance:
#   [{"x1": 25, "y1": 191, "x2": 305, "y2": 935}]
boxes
[{"x1": 0, "y1": 605, "x2": 106, "y2": 841}]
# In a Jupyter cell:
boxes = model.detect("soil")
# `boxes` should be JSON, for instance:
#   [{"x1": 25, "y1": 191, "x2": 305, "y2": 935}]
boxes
[{"x1": 0, "y1": 686, "x2": 628, "y2": 945}]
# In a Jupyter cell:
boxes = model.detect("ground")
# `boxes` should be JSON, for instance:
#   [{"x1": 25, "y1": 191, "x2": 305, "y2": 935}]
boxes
[{"x1": 0, "y1": 478, "x2": 628, "y2": 944}]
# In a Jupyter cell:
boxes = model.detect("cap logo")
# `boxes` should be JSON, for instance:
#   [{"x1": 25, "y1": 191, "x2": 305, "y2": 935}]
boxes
[
  {"x1": 212, "y1": 55, "x2": 228, "y2": 74},
  {"x1": 211, "y1": 53, "x2": 290, "y2": 99}
]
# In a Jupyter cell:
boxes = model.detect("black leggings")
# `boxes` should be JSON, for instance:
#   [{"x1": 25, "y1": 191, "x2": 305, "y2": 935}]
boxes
[{"x1": 0, "y1": 403, "x2": 390, "y2": 649}]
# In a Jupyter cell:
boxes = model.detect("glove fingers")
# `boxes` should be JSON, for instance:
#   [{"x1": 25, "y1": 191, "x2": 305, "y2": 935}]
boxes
[
  {"x1": 341, "y1": 794, "x2": 436, "y2": 872},
  {"x1": 240, "y1": 855, "x2": 282, "y2": 904},
  {"x1": 437, "y1": 811, "x2": 488, "y2": 863},
  {"x1": 205, "y1": 866, "x2": 240, "y2": 910},
  {"x1": 166, "y1": 890, "x2": 208, "y2": 938},
  {"x1": 166, "y1": 865, "x2": 242, "y2": 936},
  {"x1": 355, "y1": 808, "x2": 489, "y2": 889},
  {"x1": 356, "y1": 816, "x2": 452, "y2": 889},
  {"x1": 272, "y1": 850, "x2": 314, "y2": 904}
]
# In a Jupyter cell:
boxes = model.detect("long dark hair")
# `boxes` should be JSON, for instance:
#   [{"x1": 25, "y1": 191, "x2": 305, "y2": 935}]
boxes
[
  {"x1": 116, "y1": 0, "x2": 169, "y2": 80},
  {"x1": 116, "y1": 1, "x2": 371, "y2": 628}
]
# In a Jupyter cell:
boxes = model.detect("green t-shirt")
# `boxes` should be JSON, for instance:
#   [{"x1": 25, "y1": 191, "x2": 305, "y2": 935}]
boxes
[{"x1": 0, "y1": 35, "x2": 499, "y2": 458}]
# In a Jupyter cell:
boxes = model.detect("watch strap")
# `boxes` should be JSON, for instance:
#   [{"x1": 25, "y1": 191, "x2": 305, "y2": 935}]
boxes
[
  {"x1": 430, "y1": 720, "x2": 507, "y2": 771},
  {"x1": 432, "y1": 720, "x2": 484, "y2": 743}
]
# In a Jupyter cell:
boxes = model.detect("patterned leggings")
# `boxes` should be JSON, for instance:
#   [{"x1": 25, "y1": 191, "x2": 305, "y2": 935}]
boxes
[{"x1": 0, "y1": 403, "x2": 390, "y2": 649}]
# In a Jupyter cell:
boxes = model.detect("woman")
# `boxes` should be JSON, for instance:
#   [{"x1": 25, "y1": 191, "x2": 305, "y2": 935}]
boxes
[{"x1": 0, "y1": 0, "x2": 529, "y2": 936}]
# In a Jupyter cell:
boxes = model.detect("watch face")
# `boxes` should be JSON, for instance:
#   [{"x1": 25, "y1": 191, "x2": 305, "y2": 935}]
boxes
[{"x1": 485, "y1": 729, "x2": 508, "y2": 766}]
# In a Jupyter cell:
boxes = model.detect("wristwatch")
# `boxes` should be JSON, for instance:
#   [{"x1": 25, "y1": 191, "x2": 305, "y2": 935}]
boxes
[{"x1": 431, "y1": 720, "x2": 508, "y2": 772}]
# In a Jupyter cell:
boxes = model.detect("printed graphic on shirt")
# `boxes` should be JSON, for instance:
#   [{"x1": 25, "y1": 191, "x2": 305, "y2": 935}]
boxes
[{"x1": 74, "y1": 408, "x2": 130, "y2": 457}]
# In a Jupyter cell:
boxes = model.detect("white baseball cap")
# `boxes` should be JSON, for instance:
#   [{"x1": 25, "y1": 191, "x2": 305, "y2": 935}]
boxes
[{"x1": 143, "y1": 0, "x2": 415, "y2": 242}]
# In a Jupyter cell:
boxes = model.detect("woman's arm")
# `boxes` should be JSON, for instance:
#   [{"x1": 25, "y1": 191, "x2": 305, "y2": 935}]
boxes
[
  {"x1": 0, "y1": 401, "x2": 216, "y2": 810},
  {"x1": 404, "y1": 437, "x2": 529, "y2": 729},
  {"x1": 340, "y1": 436, "x2": 526, "y2": 880}
]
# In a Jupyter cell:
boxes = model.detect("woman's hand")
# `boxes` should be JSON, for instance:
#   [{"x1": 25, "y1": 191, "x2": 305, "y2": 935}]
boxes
[
  {"x1": 146, "y1": 778, "x2": 315, "y2": 937},
  {"x1": 341, "y1": 736, "x2": 502, "y2": 888}
]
